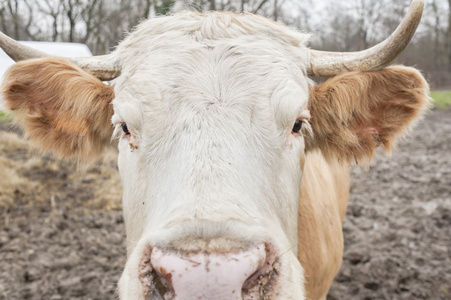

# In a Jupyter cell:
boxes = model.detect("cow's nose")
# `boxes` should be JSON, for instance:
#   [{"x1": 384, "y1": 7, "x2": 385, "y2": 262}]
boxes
[{"x1": 150, "y1": 243, "x2": 266, "y2": 300}]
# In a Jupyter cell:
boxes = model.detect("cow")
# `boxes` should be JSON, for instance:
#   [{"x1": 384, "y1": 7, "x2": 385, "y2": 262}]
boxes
[{"x1": 0, "y1": 1, "x2": 429, "y2": 299}]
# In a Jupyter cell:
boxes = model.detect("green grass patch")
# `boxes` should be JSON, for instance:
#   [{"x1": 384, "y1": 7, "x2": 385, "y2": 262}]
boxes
[
  {"x1": 0, "y1": 110, "x2": 13, "y2": 122},
  {"x1": 431, "y1": 91, "x2": 451, "y2": 109}
]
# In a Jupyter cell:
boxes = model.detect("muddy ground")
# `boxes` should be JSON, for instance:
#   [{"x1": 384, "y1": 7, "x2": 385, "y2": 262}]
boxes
[{"x1": 0, "y1": 109, "x2": 450, "y2": 300}]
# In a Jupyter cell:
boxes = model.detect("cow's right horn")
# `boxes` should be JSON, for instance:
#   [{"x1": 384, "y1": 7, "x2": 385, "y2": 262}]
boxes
[
  {"x1": 0, "y1": 31, "x2": 120, "y2": 81},
  {"x1": 306, "y1": 0, "x2": 424, "y2": 77}
]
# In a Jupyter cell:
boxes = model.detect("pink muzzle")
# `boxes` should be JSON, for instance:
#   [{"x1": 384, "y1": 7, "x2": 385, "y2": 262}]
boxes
[{"x1": 150, "y1": 244, "x2": 266, "y2": 299}]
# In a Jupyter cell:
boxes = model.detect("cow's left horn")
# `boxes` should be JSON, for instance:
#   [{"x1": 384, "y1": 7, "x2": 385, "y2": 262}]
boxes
[
  {"x1": 307, "y1": 0, "x2": 424, "y2": 77},
  {"x1": 0, "y1": 31, "x2": 120, "y2": 81}
]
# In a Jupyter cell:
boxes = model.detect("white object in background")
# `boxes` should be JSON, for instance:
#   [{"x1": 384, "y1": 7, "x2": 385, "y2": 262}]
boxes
[{"x1": 0, "y1": 41, "x2": 92, "y2": 111}]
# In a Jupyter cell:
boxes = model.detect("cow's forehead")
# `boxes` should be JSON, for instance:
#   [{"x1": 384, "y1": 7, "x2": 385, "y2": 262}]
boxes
[
  {"x1": 114, "y1": 11, "x2": 310, "y2": 63},
  {"x1": 112, "y1": 12, "x2": 310, "y2": 119}
]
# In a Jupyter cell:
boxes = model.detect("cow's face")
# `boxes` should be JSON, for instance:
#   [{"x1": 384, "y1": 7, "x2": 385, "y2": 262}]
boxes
[
  {"x1": 112, "y1": 17, "x2": 311, "y2": 298},
  {"x1": 1, "y1": 10, "x2": 429, "y2": 300}
]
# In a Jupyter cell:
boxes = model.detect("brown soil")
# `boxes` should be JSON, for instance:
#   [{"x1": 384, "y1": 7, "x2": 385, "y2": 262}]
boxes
[
  {"x1": 0, "y1": 109, "x2": 450, "y2": 300},
  {"x1": 328, "y1": 108, "x2": 451, "y2": 300}
]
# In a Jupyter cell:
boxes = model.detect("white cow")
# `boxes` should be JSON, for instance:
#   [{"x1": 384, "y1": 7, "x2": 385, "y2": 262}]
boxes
[{"x1": 0, "y1": 1, "x2": 429, "y2": 299}]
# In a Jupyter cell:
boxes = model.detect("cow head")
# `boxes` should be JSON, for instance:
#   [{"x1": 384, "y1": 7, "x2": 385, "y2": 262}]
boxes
[{"x1": 0, "y1": 1, "x2": 429, "y2": 299}]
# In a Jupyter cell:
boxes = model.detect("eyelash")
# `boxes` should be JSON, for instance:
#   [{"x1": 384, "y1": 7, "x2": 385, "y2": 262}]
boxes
[{"x1": 111, "y1": 122, "x2": 130, "y2": 141}]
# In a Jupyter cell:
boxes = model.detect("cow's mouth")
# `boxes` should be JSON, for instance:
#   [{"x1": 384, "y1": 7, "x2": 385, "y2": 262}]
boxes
[{"x1": 138, "y1": 242, "x2": 280, "y2": 300}]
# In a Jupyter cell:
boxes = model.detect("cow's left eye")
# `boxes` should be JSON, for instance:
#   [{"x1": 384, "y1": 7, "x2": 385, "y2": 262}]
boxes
[
  {"x1": 121, "y1": 123, "x2": 130, "y2": 135},
  {"x1": 292, "y1": 120, "x2": 302, "y2": 133}
]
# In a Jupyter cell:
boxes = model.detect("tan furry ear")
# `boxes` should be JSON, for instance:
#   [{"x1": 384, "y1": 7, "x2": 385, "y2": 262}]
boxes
[
  {"x1": 1, "y1": 57, "x2": 114, "y2": 162},
  {"x1": 306, "y1": 66, "x2": 430, "y2": 163}
]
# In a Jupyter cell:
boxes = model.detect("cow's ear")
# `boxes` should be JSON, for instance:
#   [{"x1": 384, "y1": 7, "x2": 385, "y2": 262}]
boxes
[
  {"x1": 306, "y1": 66, "x2": 430, "y2": 164},
  {"x1": 1, "y1": 57, "x2": 114, "y2": 162}
]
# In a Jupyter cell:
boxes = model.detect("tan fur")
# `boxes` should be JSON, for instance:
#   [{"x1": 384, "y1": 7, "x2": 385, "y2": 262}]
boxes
[
  {"x1": 1, "y1": 57, "x2": 114, "y2": 162},
  {"x1": 299, "y1": 67, "x2": 430, "y2": 299},
  {"x1": 298, "y1": 151, "x2": 349, "y2": 300},
  {"x1": 306, "y1": 66, "x2": 430, "y2": 164}
]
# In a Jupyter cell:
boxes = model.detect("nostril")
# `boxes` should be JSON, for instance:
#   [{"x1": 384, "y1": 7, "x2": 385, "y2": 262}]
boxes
[
  {"x1": 139, "y1": 246, "x2": 174, "y2": 299},
  {"x1": 243, "y1": 265, "x2": 265, "y2": 287},
  {"x1": 149, "y1": 244, "x2": 266, "y2": 300}
]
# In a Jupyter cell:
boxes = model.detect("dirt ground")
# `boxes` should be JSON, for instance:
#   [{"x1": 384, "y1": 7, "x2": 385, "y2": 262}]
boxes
[{"x1": 0, "y1": 109, "x2": 450, "y2": 300}]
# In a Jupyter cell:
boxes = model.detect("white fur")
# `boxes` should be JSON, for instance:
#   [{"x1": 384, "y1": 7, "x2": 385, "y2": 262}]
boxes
[{"x1": 111, "y1": 11, "x2": 311, "y2": 299}]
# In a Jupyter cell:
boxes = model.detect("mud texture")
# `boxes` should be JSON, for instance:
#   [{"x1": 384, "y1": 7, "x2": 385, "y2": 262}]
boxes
[
  {"x1": 328, "y1": 109, "x2": 451, "y2": 300},
  {"x1": 0, "y1": 109, "x2": 450, "y2": 300}
]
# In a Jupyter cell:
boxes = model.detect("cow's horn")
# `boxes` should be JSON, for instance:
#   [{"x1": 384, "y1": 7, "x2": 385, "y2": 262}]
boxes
[
  {"x1": 0, "y1": 31, "x2": 120, "y2": 81},
  {"x1": 307, "y1": 0, "x2": 424, "y2": 77}
]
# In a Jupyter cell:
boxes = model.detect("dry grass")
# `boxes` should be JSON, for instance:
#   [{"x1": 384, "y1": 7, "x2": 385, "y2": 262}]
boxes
[
  {"x1": 0, "y1": 123, "x2": 122, "y2": 213},
  {"x1": 83, "y1": 148, "x2": 123, "y2": 211},
  {"x1": 0, "y1": 131, "x2": 37, "y2": 210}
]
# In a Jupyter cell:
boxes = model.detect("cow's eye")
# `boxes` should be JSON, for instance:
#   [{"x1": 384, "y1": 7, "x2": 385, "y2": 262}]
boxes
[
  {"x1": 121, "y1": 123, "x2": 130, "y2": 135},
  {"x1": 292, "y1": 120, "x2": 302, "y2": 133}
]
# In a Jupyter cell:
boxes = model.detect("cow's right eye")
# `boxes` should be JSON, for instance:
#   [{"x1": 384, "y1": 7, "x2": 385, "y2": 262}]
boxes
[{"x1": 121, "y1": 123, "x2": 130, "y2": 135}]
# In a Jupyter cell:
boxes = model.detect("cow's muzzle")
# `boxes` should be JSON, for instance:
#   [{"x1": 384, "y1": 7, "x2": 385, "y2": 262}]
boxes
[{"x1": 139, "y1": 243, "x2": 279, "y2": 299}]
